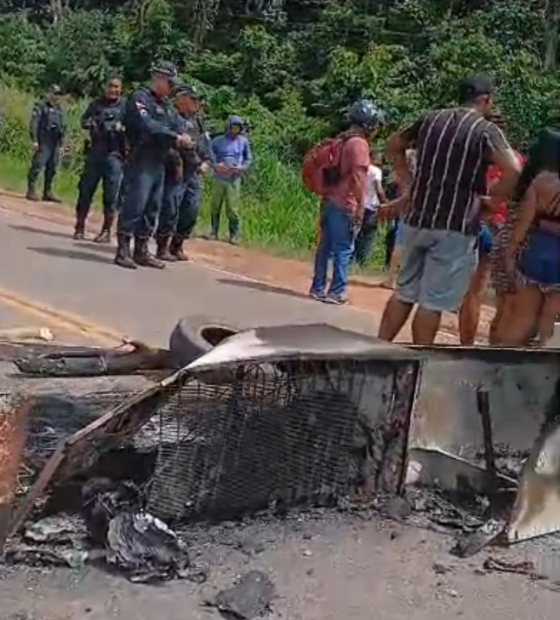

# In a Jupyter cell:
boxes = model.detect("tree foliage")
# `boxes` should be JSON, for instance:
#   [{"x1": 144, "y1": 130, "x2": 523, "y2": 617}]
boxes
[{"x1": 0, "y1": 0, "x2": 558, "y2": 156}]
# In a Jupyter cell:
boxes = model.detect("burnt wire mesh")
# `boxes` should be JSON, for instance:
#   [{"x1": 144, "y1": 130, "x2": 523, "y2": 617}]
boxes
[
  {"x1": 20, "y1": 388, "x2": 140, "y2": 493},
  {"x1": 145, "y1": 359, "x2": 418, "y2": 522}
]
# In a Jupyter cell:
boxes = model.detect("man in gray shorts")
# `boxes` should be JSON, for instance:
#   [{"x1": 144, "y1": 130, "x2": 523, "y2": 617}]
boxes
[{"x1": 377, "y1": 75, "x2": 521, "y2": 344}]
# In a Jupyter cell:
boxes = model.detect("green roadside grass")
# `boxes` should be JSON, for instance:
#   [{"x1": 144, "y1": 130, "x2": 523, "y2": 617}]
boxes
[{"x1": 0, "y1": 150, "x2": 387, "y2": 273}]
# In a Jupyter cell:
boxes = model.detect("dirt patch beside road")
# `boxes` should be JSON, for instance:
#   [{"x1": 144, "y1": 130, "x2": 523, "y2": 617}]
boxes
[{"x1": 0, "y1": 190, "x2": 495, "y2": 343}]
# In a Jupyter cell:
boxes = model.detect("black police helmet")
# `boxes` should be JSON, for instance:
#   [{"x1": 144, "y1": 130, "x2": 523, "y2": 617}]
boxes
[{"x1": 348, "y1": 99, "x2": 385, "y2": 131}]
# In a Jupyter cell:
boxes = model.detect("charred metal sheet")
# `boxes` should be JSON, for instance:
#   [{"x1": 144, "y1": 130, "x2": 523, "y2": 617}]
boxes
[
  {"x1": 508, "y1": 417, "x2": 560, "y2": 543},
  {"x1": 8, "y1": 371, "x2": 185, "y2": 538},
  {"x1": 408, "y1": 345, "x2": 560, "y2": 474},
  {"x1": 0, "y1": 394, "x2": 31, "y2": 552}
]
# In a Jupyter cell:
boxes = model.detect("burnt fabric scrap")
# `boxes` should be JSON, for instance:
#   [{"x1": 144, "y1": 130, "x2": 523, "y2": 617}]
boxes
[
  {"x1": 214, "y1": 570, "x2": 275, "y2": 619},
  {"x1": 106, "y1": 512, "x2": 189, "y2": 583},
  {"x1": 81, "y1": 477, "x2": 142, "y2": 546}
]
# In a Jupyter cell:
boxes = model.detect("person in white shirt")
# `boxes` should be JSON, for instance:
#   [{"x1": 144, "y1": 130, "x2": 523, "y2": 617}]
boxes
[{"x1": 354, "y1": 152, "x2": 386, "y2": 265}]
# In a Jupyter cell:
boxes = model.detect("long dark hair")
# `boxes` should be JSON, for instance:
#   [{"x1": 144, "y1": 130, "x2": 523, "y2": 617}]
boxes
[{"x1": 513, "y1": 128, "x2": 560, "y2": 202}]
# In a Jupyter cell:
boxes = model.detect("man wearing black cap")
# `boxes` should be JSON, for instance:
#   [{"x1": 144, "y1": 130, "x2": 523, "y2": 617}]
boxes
[
  {"x1": 378, "y1": 74, "x2": 522, "y2": 345},
  {"x1": 26, "y1": 84, "x2": 66, "y2": 202},
  {"x1": 155, "y1": 83, "x2": 212, "y2": 261},
  {"x1": 114, "y1": 62, "x2": 193, "y2": 270}
]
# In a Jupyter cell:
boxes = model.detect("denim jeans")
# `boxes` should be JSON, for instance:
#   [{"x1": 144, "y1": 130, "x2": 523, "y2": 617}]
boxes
[
  {"x1": 117, "y1": 157, "x2": 165, "y2": 239},
  {"x1": 354, "y1": 209, "x2": 377, "y2": 266},
  {"x1": 310, "y1": 202, "x2": 356, "y2": 297}
]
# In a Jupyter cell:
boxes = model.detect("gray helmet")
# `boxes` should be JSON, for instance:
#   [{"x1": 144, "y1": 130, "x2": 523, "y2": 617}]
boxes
[
  {"x1": 49, "y1": 84, "x2": 63, "y2": 96},
  {"x1": 348, "y1": 99, "x2": 385, "y2": 130}
]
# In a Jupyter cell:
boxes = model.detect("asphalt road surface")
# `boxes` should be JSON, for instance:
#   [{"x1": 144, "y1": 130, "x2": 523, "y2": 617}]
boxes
[
  {"x1": 0, "y1": 200, "x2": 558, "y2": 620},
  {"x1": 0, "y1": 205, "x2": 383, "y2": 347}
]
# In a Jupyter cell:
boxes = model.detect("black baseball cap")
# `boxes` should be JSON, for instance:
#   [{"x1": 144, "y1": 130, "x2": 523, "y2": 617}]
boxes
[
  {"x1": 175, "y1": 83, "x2": 200, "y2": 100},
  {"x1": 151, "y1": 61, "x2": 179, "y2": 84},
  {"x1": 459, "y1": 75, "x2": 494, "y2": 103}
]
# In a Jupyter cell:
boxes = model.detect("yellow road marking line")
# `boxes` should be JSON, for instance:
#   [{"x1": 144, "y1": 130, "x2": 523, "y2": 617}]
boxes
[{"x1": 0, "y1": 285, "x2": 125, "y2": 347}]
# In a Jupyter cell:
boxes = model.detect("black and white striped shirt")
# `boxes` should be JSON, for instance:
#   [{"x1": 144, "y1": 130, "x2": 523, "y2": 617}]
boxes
[{"x1": 401, "y1": 107, "x2": 510, "y2": 235}]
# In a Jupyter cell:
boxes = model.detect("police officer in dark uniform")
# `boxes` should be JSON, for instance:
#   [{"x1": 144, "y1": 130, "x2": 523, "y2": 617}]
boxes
[
  {"x1": 114, "y1": 62, "x2": 193, "y2": 270},
  {"x1": 26, "y1": 84, "x2": 66, "y2": 202},
  {"x1": 155, "y1": 84, "x2": 212, "y2": 262},
  {"x1": 73, "y1": 75, "x2": 126, "y2": 242}
]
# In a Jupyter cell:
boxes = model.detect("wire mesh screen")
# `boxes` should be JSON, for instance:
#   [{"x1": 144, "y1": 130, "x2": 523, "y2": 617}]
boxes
[{"x1": 146, "y1": 359, "x2": 419, "y2": 522}]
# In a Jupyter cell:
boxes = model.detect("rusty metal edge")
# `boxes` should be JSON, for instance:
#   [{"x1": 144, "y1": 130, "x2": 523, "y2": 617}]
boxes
[
  {"x1": 0, "y1": 396, "x2": 32, "y2": 554},
  {"x1": 7, "y1": 370, "x2": 189, "y2": 539}
]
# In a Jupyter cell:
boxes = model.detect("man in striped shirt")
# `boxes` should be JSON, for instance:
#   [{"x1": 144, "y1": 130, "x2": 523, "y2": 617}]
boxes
[{"x1": 377, "y1": 75, "x2": 522, "y2": 344}]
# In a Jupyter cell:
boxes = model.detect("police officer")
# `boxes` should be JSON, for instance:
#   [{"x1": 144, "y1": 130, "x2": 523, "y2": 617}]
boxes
[
  {"x1": 114, "y1": 62, "x2": 193, "y2": 270},
  {"x1": 26, "y1": 84, "x2": 66, "y2": 202},
  {"x1": 73, "y1": 75, "x2": 126, "y2": 242},
  {"x1": 155, "y1": 84, "x2": 212, "y2": 262}
]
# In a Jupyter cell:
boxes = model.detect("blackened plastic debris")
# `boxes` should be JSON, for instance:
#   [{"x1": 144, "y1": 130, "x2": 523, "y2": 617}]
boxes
[
  {"x1": 106, "y1": 512, "x2": 189, "y2": 583},
  {"x1": 81, "y1": 478, "x2": 141, "y2": 546},
  {"x1": 214, "y1": 570, "x2": 275, "y2": 619}
]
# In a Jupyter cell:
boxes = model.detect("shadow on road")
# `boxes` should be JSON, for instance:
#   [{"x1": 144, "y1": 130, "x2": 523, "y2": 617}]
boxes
[
  {"x1": 75, "y1": 242, "x2": 114, "y2": 255},
  {"x1": 26, "y1": 246, "x2": 112, "y2": 264},
  {"x1": 10, "y1": 224, "x2": 71, "y2": 240},
  {"x1": 218, "y1": 277, "x2": 310, "y2": 300}
]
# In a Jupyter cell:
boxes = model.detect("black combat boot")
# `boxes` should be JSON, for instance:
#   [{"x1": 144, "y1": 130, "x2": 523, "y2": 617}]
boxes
[
  {"x1": 155, "y1": 236, "x2": 177, "y2": 262},
  {"x1": 73, "y1": 226, "x2": 85, "y2": 241},
  {"x1": 114, "y1": 234, "x2": 137, "y2": 269},
  {"x1": 170, "y1": 236, "x2": 189, "y2": 261},
  {"x1": 94, "y1": 213, "x2": 114, "y2": 243},
  {"x1": 26, "y1": 183, "x2": 39, "y2": 201},
  {"x1": 133, "y1": 238, "x2": 165, "y2": 269}
]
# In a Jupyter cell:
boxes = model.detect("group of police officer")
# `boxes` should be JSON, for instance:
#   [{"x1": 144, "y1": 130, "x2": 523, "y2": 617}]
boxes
[{"x1": 26, "y1": 62, "x2": 217, "y2": 270}]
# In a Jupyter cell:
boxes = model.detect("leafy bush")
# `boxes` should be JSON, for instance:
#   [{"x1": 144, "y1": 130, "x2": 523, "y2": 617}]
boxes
[{"x1": 0, "y1": 0, "x2": 557, "y2": 266}]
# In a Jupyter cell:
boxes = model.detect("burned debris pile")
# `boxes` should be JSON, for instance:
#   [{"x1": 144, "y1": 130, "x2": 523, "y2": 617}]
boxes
[
  {"x1": 2, "y1": 326, "x2": 422, "y2": 595},
  {"x1": 3, "y1": 323, "x2": 560, "y2": 604}
]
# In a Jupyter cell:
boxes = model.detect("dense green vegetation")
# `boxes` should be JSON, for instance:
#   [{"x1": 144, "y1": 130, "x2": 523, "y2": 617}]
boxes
[{"x1": 0, "y1": 0, "x2": 557, "y2": 262}]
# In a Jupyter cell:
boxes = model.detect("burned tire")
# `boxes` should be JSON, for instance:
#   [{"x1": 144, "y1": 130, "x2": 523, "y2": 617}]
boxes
[{"x1": 169, "y1": 315, "x2": 241, "y2": 368}]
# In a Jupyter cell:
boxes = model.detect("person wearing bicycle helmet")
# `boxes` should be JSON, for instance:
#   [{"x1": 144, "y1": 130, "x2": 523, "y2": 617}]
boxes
[{"x1": 309, "y1": 99, "x2": 385, "y2": 305}]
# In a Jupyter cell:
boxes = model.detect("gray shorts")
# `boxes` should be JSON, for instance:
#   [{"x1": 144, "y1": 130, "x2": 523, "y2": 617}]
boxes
[{"x1": 396, "y1": 224, "x2": 477, "y2": 313}]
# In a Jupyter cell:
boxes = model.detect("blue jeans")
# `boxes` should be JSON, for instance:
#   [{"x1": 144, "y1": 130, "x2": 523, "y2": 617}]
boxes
[
  {"x1": 310, "y1": 202, "x2": 356, "y2": 297},
  {"x1": 27, "y1": 140, "x2": 60, "y2": 194},
  {"x1": 117, "y1": 157, "x2": 165, "y2": 239},
  {"x1": 354, "y1": 209, "x2": 377, "y2": 266},
  {"x1": 156, "y1": 171, "x2": 202, "y2": 240},
  {"x1": 75, "y1": 150, "x2": 123, "y2": 226}
]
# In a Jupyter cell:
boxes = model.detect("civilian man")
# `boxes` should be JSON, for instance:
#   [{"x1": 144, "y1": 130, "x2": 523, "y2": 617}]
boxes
[{"x1": 377, "y1": 75, "x2": 521, "y2": 344}]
